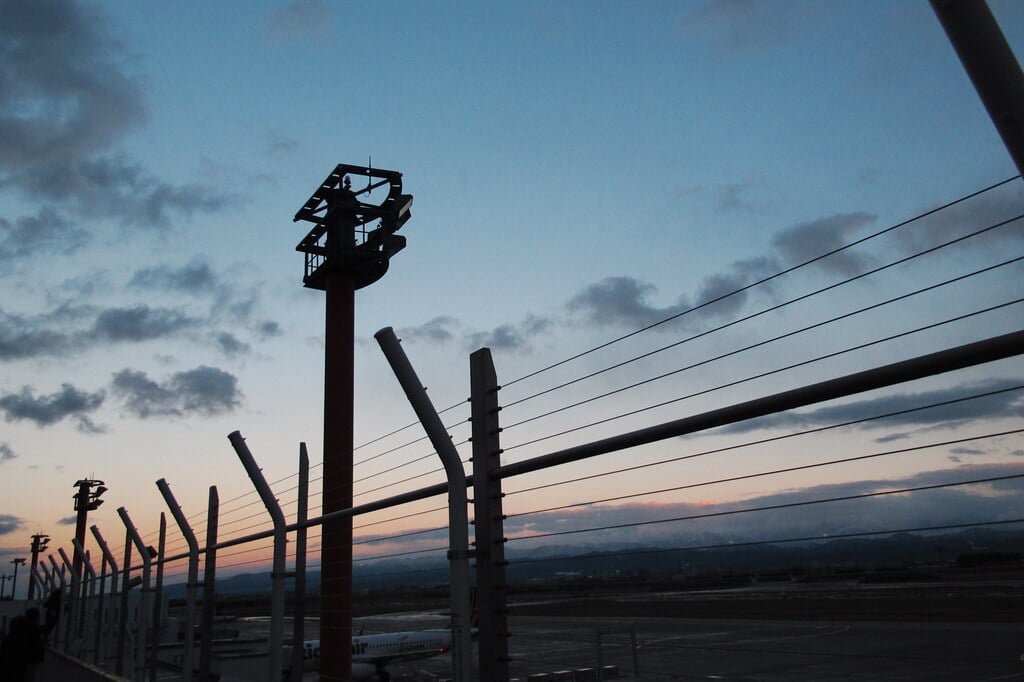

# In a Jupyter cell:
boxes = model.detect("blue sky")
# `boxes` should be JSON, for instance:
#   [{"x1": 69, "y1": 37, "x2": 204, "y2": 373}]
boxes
[{"x1": 1, "y1": 0, "x2": 1023, "y2": 589}]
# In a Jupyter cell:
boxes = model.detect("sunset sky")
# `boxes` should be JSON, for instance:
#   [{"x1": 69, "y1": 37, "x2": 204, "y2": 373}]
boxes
[{"x1": 1, "y1": 0, "x2": 1023, "y2": 592}]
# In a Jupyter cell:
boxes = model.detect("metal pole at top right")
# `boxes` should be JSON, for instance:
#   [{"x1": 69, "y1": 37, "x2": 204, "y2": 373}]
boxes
[{"x1": 931, "y1": 0, "x2": 1024, "y2": 177}]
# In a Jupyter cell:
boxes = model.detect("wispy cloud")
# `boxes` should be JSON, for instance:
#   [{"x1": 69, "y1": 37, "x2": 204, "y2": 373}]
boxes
[
  {"x1": 0, "y1": 514, "x2": 25, "y2": 535},
  {"x1": 0, "y1": 443, "x2": 15, "y2": 464},
  {"x1": 112, "y1": 365, "x2": 242, "y2": 419},
  {"x1": 0, "y1": 383, "x2": 105, "y2": 432},
  {"x1": 0, "y1": 0, "x2": 228, "y2": 232},
  {"x1": 680, "y1": 0, "x2": 815, "y2": 54},
  {"x1": 719, "y1": 378, "x2": 1024, "y2": 436},
  {"x1": 264, "y1": 0, "x2": 332, "y2": 42}
]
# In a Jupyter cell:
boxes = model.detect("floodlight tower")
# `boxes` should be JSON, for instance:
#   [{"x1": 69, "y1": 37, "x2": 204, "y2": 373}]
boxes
[
  {"x1": 28, "y1": 533, "x2": 50, "y2": 600},
  {"x1": 293, "y1": 163, "x2": 412, "y2": 681},
  {"x1": 10, "y1": 558, "x2": 26, "y2": 600},
  {"x1": 72, "y1": 479, "x2": 106, "y2": 579}
]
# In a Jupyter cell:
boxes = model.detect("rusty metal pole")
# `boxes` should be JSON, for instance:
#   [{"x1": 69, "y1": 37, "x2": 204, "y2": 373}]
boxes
[
  {"x1": 293, "y1": 164, "x2": 412, "y2": 681},
  {"x1": 375, "y1": 327, "x2": 474, "y2": 681},
  {"x1": 931, "y1": 0, "x2": 1024, "y2": 176},
  {"x1": 92, "y1": 525, "x2": 119, "y2": 669},
  {"x1": 228, "y1": 431, "x2": 287, "y2": 682},
  {"x1": 289, "y1": 444, "x2": 310, "y2": 682},
  {"x1": 157, "y1": 479, "x2": 200, "y2": 681},
  {"x1": 199, "y1": 486, "x2": 219, "y2": 681},
  {"x1": 321, "y1": 265, "x2": 355, "y2": 682}
]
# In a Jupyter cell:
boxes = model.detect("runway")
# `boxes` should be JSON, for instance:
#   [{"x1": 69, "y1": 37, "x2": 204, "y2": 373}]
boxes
[{"x1": 343, "y1": 611, "x2": 1024, "y2": 680}]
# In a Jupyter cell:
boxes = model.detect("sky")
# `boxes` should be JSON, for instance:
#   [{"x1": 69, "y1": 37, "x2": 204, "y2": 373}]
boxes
[{"x1": 1, "y1": 0, "x2": 1023, "y2": 593}]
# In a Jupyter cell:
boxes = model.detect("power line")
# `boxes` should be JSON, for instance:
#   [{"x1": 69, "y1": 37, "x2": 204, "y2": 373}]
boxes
[
  {"x1": 503, "y1": 297, "x2": 1024, "y2": 453},
  {"x1": 503, "y1": 231, "x2": 1023, "y2": 416},
  {"x1": 507, "y1": 473, "x2": 1024, "y2": 542},
  {"x1": 507, "y1": 385, "x2": 1024, "y2": 496},
  {"x1": 507, "y1": 428, "x2": 1024, "y2": 518},
  {"x1": 501, "y1": 175, "x2": 1021, "y2": 390}
]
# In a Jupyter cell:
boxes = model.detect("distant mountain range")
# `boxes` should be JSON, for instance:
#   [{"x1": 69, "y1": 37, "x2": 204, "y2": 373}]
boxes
[{"x1": 162, "y1": 526, "x2": 1023, "y2": 600}]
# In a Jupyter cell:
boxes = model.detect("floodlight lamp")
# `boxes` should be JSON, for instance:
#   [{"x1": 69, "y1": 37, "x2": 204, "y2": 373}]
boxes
[{"x1": 94, "y1": 486, "x2": 108, "y2": 497}]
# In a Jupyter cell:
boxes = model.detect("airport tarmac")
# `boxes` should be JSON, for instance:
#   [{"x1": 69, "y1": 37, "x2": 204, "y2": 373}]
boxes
[
  {"x1": 366, "y1": 615, "x2": 1022, "y2": 681},
  {"x1": 234, "y1": 609, "x2": 1023, "y2": 681}
]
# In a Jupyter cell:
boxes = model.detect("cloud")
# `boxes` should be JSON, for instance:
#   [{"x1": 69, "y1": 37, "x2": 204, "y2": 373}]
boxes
[
  {"x1": 0, "y1": 443, "x2": 15, "y2": 464},
  {"x1": 720, "y1": 378, "x2": 1024, "y2": 436},
  {"x1": 397, "y1": 316, "x2": 459, "y2": 344},
  {"x1": 255, "y1": 320, "x2": 282, "y2": 339},
  {"x1": 0, "y1": 383, "x2": 105, "y2": 431},
  {"x1": 567, "y1": 256, "x2": 778, "y2": 332},
  {"x1": 129, "y1": 260, "x2": 218, "y2": 293},
  {"x1": 57, "y1": 515, "x2": 77, "y2": 526},
  {"x1": 265, "y1": 0, "x2": 332, "y2": 42},
  {"x1": 681, "y1": 0, "x2": 814, "y2": 54},
  {"x1": 499, "y1": 462, "x2": 1024, "y2": 549},
  {"x1": 569, "y1": 277, "x2": 687, "y2": 329},
  {"x1": 464, "y1": 315, "x2": 552, "y2": 353},
  {"x1": 0, "y1": 514, "x2": 24, "y2": 535},
  {"x1": 216, "y1": 332, "x2": 251, "y2": 357},
  {"x1": 112, "y1": 365, "x2": 242, "y2": 418},
  {"x1": 0, "y1": 308, "x2": 72, "y2": 360},
  {"x1": 89, "y1": 305, "x2": 199, "y2": 342},
  {"x1": 0, "y1": 0, "x2": 228, "y2": 230},
  {"x1": 771, "y1": 212, "x2": 878, "y2": 276},
  {"x1": 0, "y1": 208, "x2": 91, "y2": 262}
]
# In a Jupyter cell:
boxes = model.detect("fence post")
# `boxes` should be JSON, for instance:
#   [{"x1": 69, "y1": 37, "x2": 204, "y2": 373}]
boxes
[
  {"x1": 199, "y1": 486, "x2": 219, "y2": 682},
  {"x1": 228, "y1": 431, "x2": 287, "y2": 682},
  {"x1": 91, "y1": 525, "x2": 119, "y2": 670},
  {"x1": 118, "y1": 507, "x2": 152, "y2": 682},
  {"x1": 375, "y1": 327, "x2": 474, "y2": 682},
  {"x1": 470, "y1": 347, "x2": 510, "y2": 682},
  {"x1": 48, "y1": 554, "x2": 67, "y2": 650},
  {"x1": 58, "y1": 547, "x2": 79, "y2": 654},
  {"x1": 71, "y1": 540, "x2": 97, "y2": 658},
  {"x1": 157, "y1": 479, "x2": 201, "y2": 681},
  {"x1": 150, "y1": 514, "x2": 165, "y2": 682},
  {"x1": 290, "y1": 444, "x2": 310, "y2": 682}
]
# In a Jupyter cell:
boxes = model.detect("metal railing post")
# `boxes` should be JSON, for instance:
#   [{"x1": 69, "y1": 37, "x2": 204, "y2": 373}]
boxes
[
  {"x1": 71, "y1": 540, "x2": 97, "y2": 658},
  {"x1": 471, "y1": 347, "x2": 510, "y2": 681},
  {"x1": 375, "y1": 327, "x2": 473, "y2": 682},
  {"x1": 58, "y1": 548, "x2": 78, "y2": 653},
  {"x1": 157, "y1": 479, "x2": 201, "y2": 681},
  {"x1": 117, "y1": 529, "x2": 133, "y2": 677},
  {"x1": 150, "y1": 514, "x2": 165, "y2": 682},
  {"x1": 118, "y1": 508, "x2": 151, "y2": 682},
  {"x1": 290, "y1": 443, "x2": 309, "y2": 682},
  {"x1": 227, "y1": 431, "x2": 286, "y2": 682},
  {"x1": 48, "y1": 554, "x2": 67, "y2": 650},
  {"x1": 199, "y1": 486, "x2": 219, "y2": 682},
  {"x1": 92, "y1": 525, "x2": 119, "y2": 670}
]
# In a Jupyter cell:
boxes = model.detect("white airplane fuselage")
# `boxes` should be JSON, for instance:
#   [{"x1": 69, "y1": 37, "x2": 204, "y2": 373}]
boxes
[{"x1": 292, "y1": 628, "x2": 454, "y2": 680}]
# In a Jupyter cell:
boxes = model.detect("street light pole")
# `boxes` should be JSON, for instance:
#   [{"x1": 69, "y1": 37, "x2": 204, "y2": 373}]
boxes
[
  {"x1": 11, "y1": 558, "x2": 26, "y2": 600},
  {"x1": 72, "y1": 479, "x2": 107, "y2": 580},
  {"x1": 28, "y1": 533, "x2": 50, "y2": 600}
]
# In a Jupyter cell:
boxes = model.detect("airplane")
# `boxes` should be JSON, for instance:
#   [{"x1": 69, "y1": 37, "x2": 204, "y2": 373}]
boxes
[
  {"x1": 285, "y1": 595, "x2": 478, "y2": 681},
  {"x1": 289, "y1": 627, "x2": 458, "y2": 681}
]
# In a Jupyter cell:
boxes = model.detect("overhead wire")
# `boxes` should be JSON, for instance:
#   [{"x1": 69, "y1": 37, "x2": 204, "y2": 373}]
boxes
[
  {"x1": 508, "y1": 427, "x2": 1024, "y2": 519},
  {"x1": 503, "y1": 296, "x2": 1024, "y2": 453},
  {"x1": 502, "y1": 220, "x2": 1024, "y2": 415},
  {"x1": 500, "y1": 175, "x2": 1021, "y2": 391},
  {"x1": 507, "y1": 384, "x2": 1024, "y2": 497}
]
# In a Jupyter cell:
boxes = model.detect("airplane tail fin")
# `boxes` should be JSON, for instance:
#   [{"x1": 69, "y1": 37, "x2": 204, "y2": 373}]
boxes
[{"x1": 448, "y1": 587, "x2": 478, "y2": 629}]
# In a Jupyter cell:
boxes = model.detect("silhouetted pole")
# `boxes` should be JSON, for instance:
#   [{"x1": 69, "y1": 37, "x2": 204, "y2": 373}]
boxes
[
  {"x1": 931, "y1": 0, "x2": 1024, "y2": 176},
  {"x1": 28, "y1": 533, "x2": 49, "y2": 601},
  {"x1": 321, "y1": 260, "x2": 356, "y2": 682},
  {"x1": 293, "y1": 164, "x2": 411, "y2": 681},
  {"x1": 11, "y1": 558, "x2": 26, "y2": 601}
]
